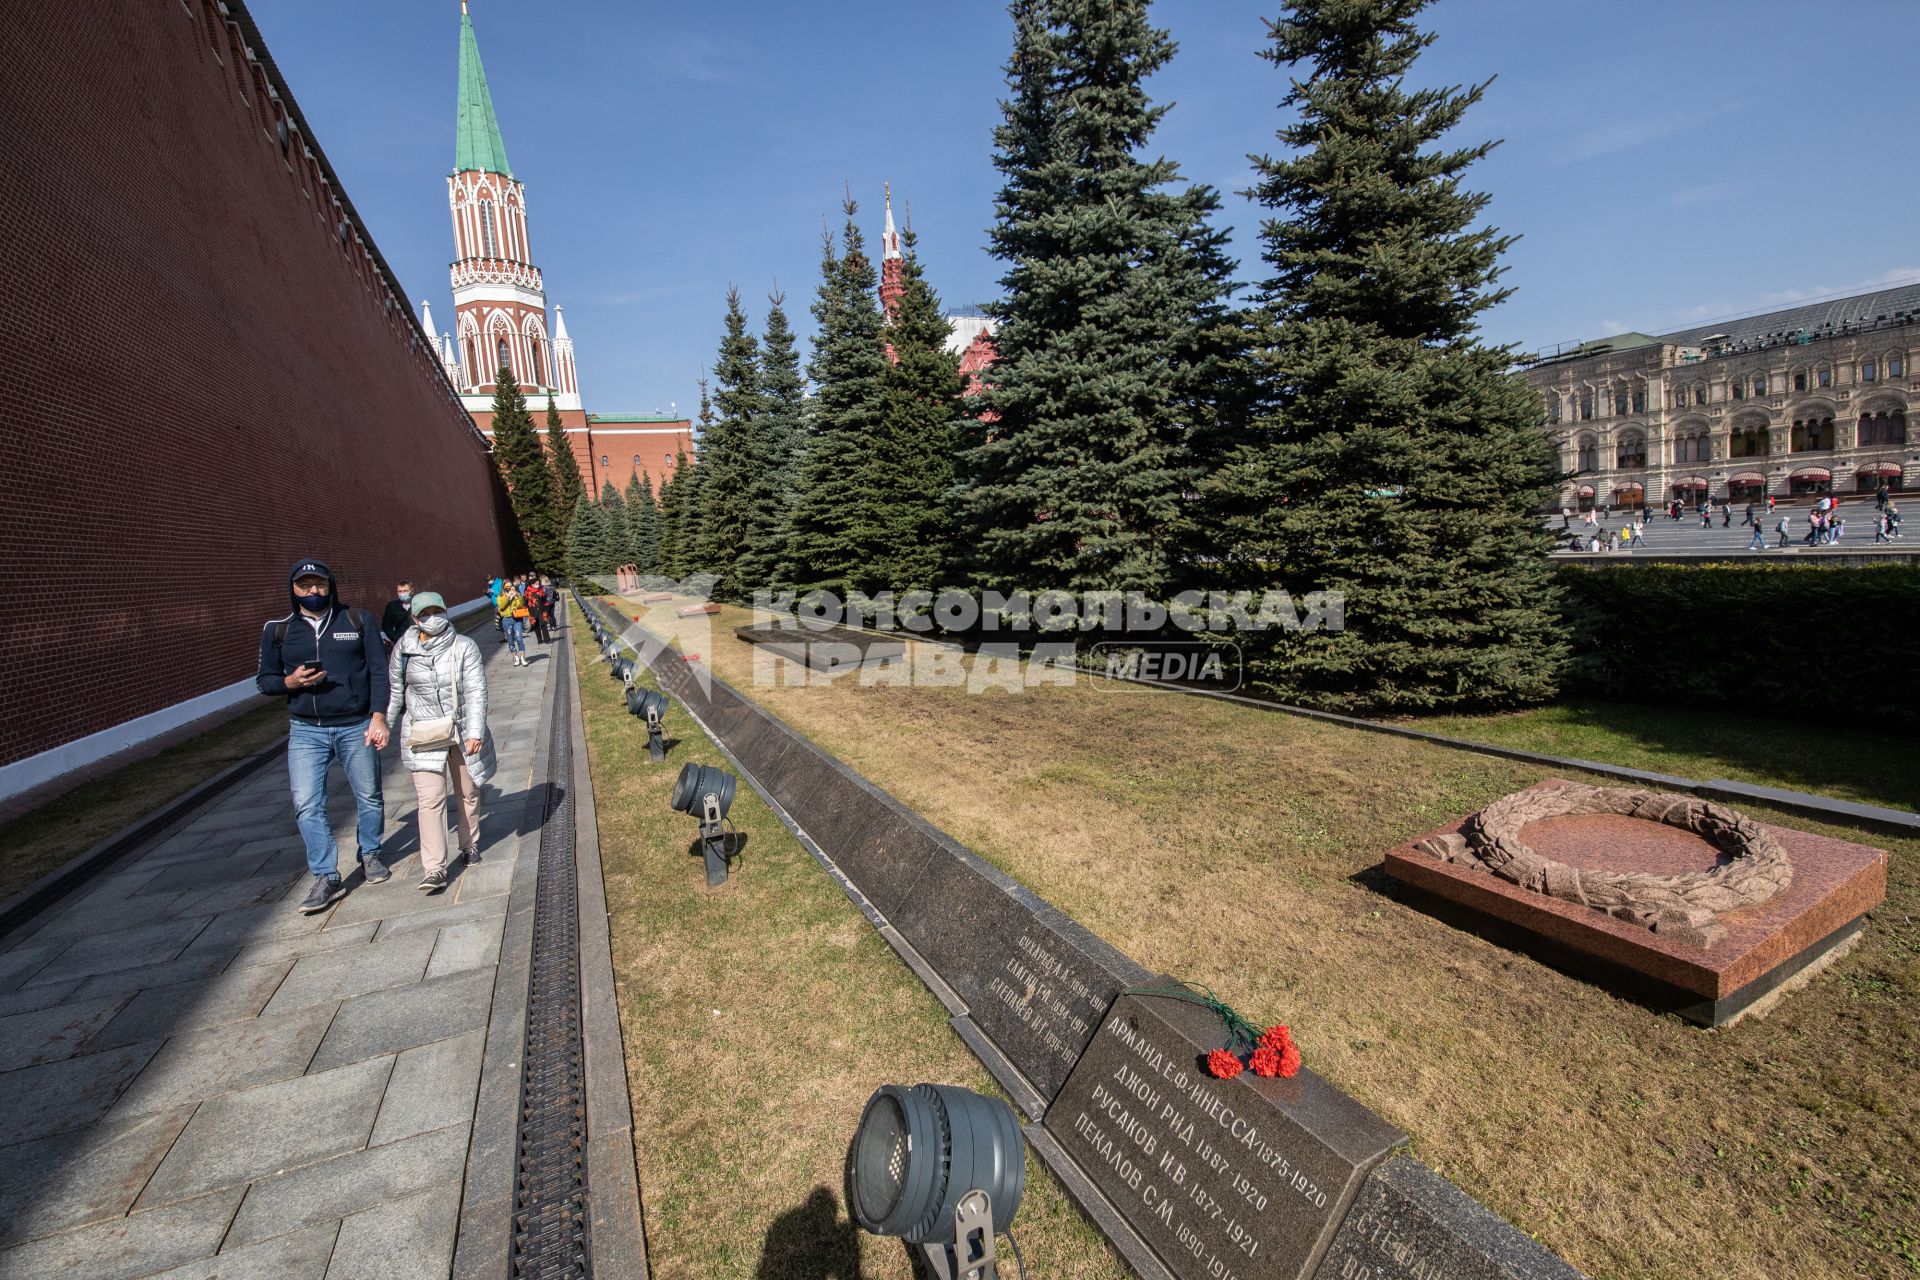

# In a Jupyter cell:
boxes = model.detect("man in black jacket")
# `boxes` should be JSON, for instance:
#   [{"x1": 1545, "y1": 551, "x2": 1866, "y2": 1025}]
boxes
[
  {"x1": 379, "y1": 581, "x2": 414, "y2": 649},
  {"x1": 256, "y1": 558, "x2": 392, "y2": 913}
]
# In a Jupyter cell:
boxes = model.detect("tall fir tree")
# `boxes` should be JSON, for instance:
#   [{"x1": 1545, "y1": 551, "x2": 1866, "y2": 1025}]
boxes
[
  {"x1": 737, "y1": 289, "x2": 807, "y2": 591},
  {"x1": 677, "y1": 384, "x2": 714, "y2": 582},
  {"x1": 545, "y1": 396, "x2": 587, "y2": 563},
  {"x1": 489, "y1": 368, "x2": 562, "y2": 573},
  {"x1": 1203, "y1": 0, "x2": 1564, "y2": 711},
  {"x1": 690, "y1": 288, "x2": 766, "y2": 600},
  {"x1": 954, "y1": 0, "x2": 1235, "y2": 597},
  {"x1": 595, "y1": 481, "x2": 630, "y2": 575},
  {"x1": 784, "y1": 200, "x2": 888, "y2": 595},
  {"x1": 566, "y1": 494, "x2": 607, "y2": 584},
  {"x1": 656, "y1": 451, "x2": 688, "y2": 579},
  {"x1": 871, "y1": 230, "x2": 966, "y2": 593},
  {"x1": 625, "y1": 472, "x2": 661, "y2": 573}
]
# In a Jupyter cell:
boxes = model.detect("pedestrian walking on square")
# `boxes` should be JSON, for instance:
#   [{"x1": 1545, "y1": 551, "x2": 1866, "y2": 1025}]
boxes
[
  {"x1": 1768, "y1": 494, "x2": 1776, "y2": 514},
  {"x1": 1748, "y1": 521, "x2": 1767, "y2": 552},
  {"x1": 257, "y1": 559, "x2": 390, "y2": 914},
  {"x1": 386, "y1": 591, "x2": 494, "y2": 892},
  {"x1": 1832, "y1": 517, "x2": 1845, "y2": 544},
  {"x1": 1721, "y1": 505, "x2": 1730, "y2": 527},
  {"x1": 496, "y1": 578, "x2": 529, "y2": 666},
  {"x1": 1776, "y1": 514, "x2": 1791, "y2": 547},
  {"x1": 379, "y1": 580, "x2": 414, "y2": 650},
  {"x1": 525, "y1": 577, "x2": 551, "y2": 645}
]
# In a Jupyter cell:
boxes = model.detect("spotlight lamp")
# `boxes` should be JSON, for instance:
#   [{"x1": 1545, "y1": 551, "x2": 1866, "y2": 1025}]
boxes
[
  {"x1": 632, "y1": 688, "x2": 671, "y2": 762},
  {"x1": 845, "y1": 1084, "x2": 1027, "y2": 1280},
  {"x1": 670, "y1": 762, "x2": 737, "y2": 885}
]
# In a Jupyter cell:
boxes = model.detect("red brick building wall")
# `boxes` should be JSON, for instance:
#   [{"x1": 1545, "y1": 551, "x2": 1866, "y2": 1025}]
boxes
[
  {"x1": 466, "y1": 408, "x2": 693, "y2": 496},
  {"x1": 0, "y1": 0, "x2": 517, "y2": 771}
]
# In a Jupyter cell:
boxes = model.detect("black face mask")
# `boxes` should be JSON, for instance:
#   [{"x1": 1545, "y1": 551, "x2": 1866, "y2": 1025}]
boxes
[{"x1": 297, "y1": 591, "x2": 330, "y2": 612}]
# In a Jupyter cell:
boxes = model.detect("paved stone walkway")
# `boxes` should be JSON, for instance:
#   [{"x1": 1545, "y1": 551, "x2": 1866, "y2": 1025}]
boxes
[{"x1": 0, "y1": 626, "x2": 557, "y2": 1280}]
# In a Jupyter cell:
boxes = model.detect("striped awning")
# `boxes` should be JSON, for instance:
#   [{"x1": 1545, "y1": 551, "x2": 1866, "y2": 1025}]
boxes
[
  {"x1": 1576, "y1": 484, "x2": 1595, "y2": 497},
  {"x1": 1672, "y1": 478, "x2": 1709, "y2": 490},
  {"x1": 1856, "y1": 463, "x2": 1904, "y2": 477},
  {"x1": 1790, "y1": 467, "x2": 1832, "y2": 480},
  {"x1": 1729, "y1": 472, "x2": 1768, "y2": 485}
]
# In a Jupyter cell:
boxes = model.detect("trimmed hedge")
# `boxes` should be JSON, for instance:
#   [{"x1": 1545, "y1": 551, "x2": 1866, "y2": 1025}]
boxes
[{"x1": 1554, "y1": 561, "x2": 1920, "y2": 725}]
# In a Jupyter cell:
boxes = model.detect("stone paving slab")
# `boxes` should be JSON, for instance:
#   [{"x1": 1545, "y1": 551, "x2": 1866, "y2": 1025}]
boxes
[
  {"x1": 0, "y1": 625, "x2": 558, "y2": 1278},
  {"x1": 0, "y1": 1188, "x2": 245, "y2": 1280},
  {"x1": 138, "y1": 1220, "x2": 340, "y2": 1280},
  {"x1": 86, "y1": 962, "x2": 295, "y2": 1053},
  {"x1": 224, "y1": 1121, "x2": 468, "y2": 1249},
  {"x1": 0, "y1": 1105, "x2": 195, "y2": 1246}
]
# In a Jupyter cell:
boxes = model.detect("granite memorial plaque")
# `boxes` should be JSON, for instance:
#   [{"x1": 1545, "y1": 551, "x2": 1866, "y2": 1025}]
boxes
[
  {"x1": 1045, "y1": 993, "x2": 1403, "y2": 1280},
  {"x1": 891, "y1": 857, "x2": 1146, "y2": 1100},
  {"x1": 1312, "y1": 1157, "x2": 1585, "y2": 1280}
]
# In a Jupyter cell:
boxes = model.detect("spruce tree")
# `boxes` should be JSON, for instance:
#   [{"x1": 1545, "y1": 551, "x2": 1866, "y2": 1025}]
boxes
[
  {"x1": 737, "y1": 289, "x2": 807, "y2": 591},
  {"x1": 597, "y1": 481, "x2": 629, "y2": 572},
  {"x1": 566, "y1": 494, "x2": 605, "y2": 586},
  {"x1": 625, "y1": 472, "x2": 661, "y2": 573},
  {"x1": 1204, "y1": 0, "x2": 1564, "y2": 711},
  {"x1": 545, "y1": 396, "x2": 587, "y2": 559},
  {"x1": 955, "y1": 0, "x2": 1235, "y2": 596},
  {"x1": 690, "y1": 288, "x2": 766, "y2": 600},
  {"x1": 871, "y1": 231, "x2": 965, "y2": 593},
  {"x1": 785, "y1": 201, "x2": 888, "y2": 595},
  {"x1": 677, "y1": 386, "x2": 714, "y2": 581},
  {"x1": 656, "y1": 453, "x2": 687, "y2": 579},
  {"x1": 489, "y1": 368, "x2": 561, "y2": 573}
]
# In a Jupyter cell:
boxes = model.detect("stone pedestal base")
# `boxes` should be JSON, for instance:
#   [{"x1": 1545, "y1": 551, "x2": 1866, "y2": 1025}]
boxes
[{"x1": 1384, "y1": 780, "x2": 1887, "y2": 1026}]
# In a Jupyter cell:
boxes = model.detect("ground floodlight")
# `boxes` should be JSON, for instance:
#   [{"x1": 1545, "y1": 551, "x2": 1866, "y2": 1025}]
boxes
[
  {"x1": 633, "y1": 689, "x2": 671, "y2": 762},
  {"x1": 670, "y1": 763, "x2": 737, "y2": 885},
  {"x1": 845, "y1": 1083, "x2": 1026, "y2": 1280}
]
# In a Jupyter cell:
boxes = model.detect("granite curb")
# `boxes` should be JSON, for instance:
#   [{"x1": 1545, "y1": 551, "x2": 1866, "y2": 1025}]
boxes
[
  {"x1": 450, "y1": 611, "x2": 557, "y2": 1280},
  {"x1": 565, "y1": 618, "x2": 652, "y2": 1278}
]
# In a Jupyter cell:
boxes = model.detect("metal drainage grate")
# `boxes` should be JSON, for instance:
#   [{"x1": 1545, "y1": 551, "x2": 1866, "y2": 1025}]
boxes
[{"x1": 512, "y1": 645, "x2": 592, "y2": 1278}]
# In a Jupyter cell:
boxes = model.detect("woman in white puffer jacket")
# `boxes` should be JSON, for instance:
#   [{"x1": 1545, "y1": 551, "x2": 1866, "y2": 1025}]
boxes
[{"x1": 384, "y1": 591, "x2": 496, "y2": 891}]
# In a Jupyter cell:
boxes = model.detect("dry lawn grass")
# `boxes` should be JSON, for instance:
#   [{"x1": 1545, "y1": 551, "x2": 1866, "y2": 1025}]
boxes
[
  {"x1": 0, "y1": 703, "x2": 287, "y2": 902},
  {"x1": 571, "y1": 614, "x2": 1129, "y2": 1280},
  {"x1": 632, "y1": 600, "x2": 1918, "y2": 1280}
]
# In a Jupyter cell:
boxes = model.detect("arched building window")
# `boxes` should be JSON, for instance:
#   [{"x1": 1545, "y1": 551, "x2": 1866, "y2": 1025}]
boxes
[
  {"x1": 496, "y1": 337, "x2": 510, "y2": 375},
  {"x1": 1790, "y1": 417, "x2": 1834, "y2": 452},
  {"x1": 1615, "y1": 431, "x2": 1646, "y2": 468},
  {"x1": 1729, "y1": 424, "x2": 1770, "y2": 458},
  {"x1": 1859, "y1": 409, "x2": 1908, "y2": 446},
  {"x1": 478, "y1": 198, "x2": 497, "y2": 257},
  {"x1": 1576, "y1": 434, "x2": 1598, "y2": 471}
]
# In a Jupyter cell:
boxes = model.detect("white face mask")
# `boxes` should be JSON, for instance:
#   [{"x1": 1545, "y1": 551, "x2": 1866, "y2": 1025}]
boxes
[{"x1": 419, "y1": 614, "x2": 451, "y2": 636}]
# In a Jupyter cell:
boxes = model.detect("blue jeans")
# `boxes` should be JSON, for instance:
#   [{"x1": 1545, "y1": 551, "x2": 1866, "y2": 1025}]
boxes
[
  {"x1": 502, "y1": 616, "x2": 526, "y2": 653},
  {"x1": 288, "y1": 718, "x2": 385, "y2": 880}
]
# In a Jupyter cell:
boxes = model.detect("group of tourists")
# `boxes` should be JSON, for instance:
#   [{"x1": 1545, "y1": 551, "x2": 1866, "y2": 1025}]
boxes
[
  {"x1": 486, "y1": 572, "x2": 558, "y2": 665},
  {"x1": 257, "y1": 561, "x2": 545, "y2": 913}
]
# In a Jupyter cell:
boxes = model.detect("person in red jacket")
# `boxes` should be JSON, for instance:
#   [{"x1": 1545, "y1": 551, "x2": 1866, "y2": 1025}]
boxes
[{"x1": 525, "y1": 578, "x2": 552, "y2": 645}]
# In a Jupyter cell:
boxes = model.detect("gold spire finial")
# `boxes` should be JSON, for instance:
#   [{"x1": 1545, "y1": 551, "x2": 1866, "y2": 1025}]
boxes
[{"x1": 884, "y1": 180, "x2": 892, "y2": 206}]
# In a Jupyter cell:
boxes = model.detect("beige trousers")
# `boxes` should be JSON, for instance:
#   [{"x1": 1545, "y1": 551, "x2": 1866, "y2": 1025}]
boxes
[{"x1": 413, "y1": 760, "x2": 480, "y2": 874}]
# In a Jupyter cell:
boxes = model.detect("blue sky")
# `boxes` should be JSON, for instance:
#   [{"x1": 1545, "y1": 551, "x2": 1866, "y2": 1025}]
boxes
[{"x1": 255, "y1": 0, "x2": 1920, "y2": 417}]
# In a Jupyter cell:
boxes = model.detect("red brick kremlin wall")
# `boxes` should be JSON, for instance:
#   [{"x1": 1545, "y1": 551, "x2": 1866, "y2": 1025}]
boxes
[{"x1": 0, "y1": 0, "x2": 519, "y2": 773}]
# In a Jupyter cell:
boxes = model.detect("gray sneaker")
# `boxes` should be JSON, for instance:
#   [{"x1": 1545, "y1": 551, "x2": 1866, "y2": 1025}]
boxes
[
  {"x1": 418, "y1": 868, "x2": 448, "y2": 893},
  {"x1": 299, "y1": 875, "x2": 345, "y2": 914},
  {"x1": 360, "y1": 854, "x2": 391, "y2": 884}
]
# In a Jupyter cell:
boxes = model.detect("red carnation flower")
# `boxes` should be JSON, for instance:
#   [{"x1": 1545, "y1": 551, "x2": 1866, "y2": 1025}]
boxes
[
  {"x1": 1250, "y1": 1046, "x2": 1282, "y2": 1078},
  {"x1": 1206, "y1": 1049, "x2": 1243, "y2": 1080},
  {"x1": 1277, "y1": 1043, "x2": 1302, "y2": 1079},
  {"x1": 1259, "y1": 1024, "x2": 1294, "y2": 1054}
]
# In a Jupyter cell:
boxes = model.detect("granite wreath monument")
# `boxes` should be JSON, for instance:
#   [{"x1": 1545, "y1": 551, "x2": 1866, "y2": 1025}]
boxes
[{"x1": 1387, "y1": 779, "x2": 1886, "y2": 1026}]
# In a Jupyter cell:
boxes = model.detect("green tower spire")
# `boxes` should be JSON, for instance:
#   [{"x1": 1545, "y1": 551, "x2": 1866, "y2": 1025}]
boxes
[{"x1": 455, "y1": 3, "x2": 512, "y2": 176}]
